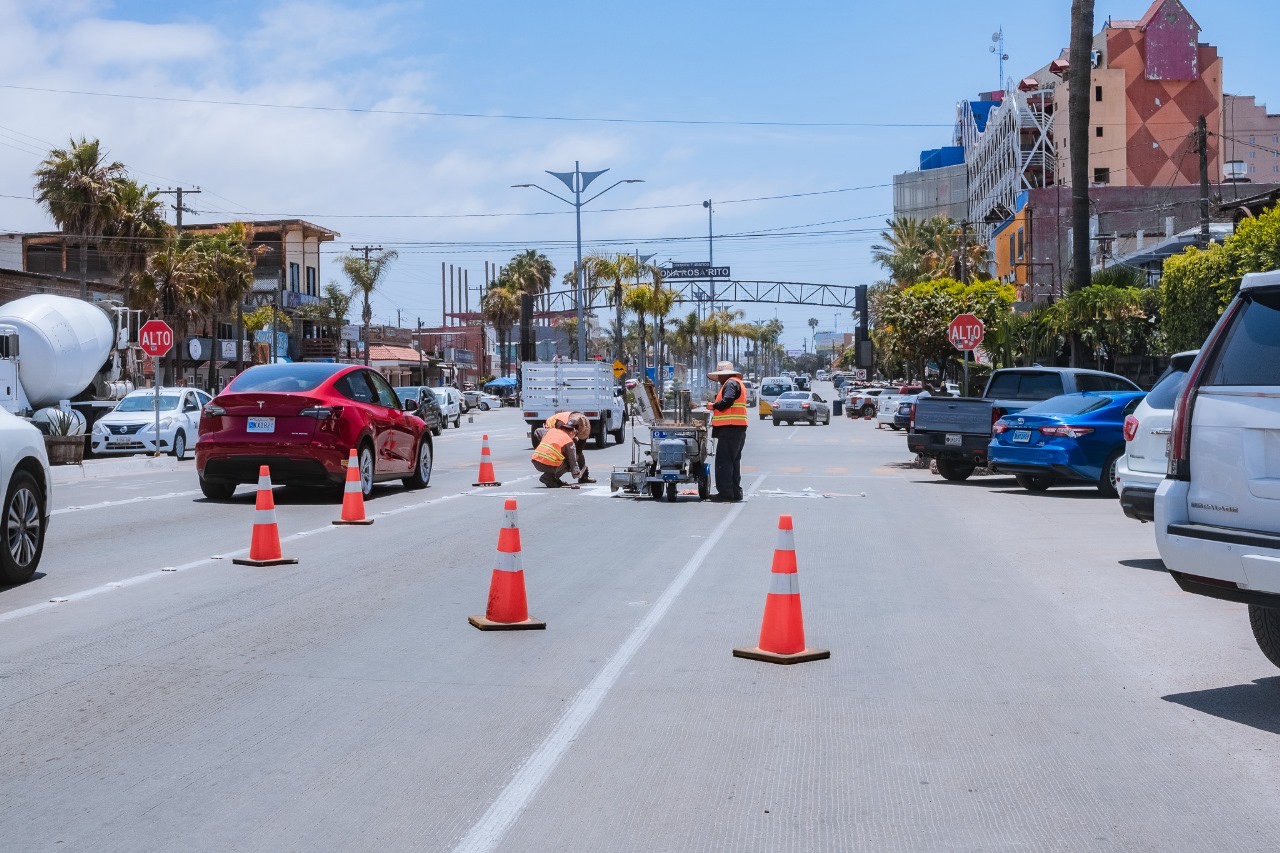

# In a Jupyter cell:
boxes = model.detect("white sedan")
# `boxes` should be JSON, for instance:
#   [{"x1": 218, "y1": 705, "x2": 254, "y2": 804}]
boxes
[
  {"x1": 0, "y1": 407, "x2": 51, "y2": 584},
  {"x1": 91, "y1": 387, "x2": 211, "y2": 459},
  {"x1": 471, "y1": 391, "x2": 502, "y2": 411}
]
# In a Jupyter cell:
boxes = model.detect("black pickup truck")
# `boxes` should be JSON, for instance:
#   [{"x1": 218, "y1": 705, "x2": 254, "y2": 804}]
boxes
[{"x1": 907, "y1": 367, "x2": 1140, "y2": 481}]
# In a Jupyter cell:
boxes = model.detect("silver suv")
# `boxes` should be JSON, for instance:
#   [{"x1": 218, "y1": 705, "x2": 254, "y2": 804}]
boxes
[{"x1": 1156, "y1": 269, "x2": 1280, "y2": 666}]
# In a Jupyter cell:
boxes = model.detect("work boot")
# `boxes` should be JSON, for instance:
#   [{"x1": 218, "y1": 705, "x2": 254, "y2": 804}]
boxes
[{"x1": 578, "y1": 474, "x2": 597, "y2": 484}]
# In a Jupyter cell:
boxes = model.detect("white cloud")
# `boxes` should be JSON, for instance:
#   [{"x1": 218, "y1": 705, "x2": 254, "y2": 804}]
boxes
[{"x1": 59, "y1": 19, "x2": 222, "y2": 67}]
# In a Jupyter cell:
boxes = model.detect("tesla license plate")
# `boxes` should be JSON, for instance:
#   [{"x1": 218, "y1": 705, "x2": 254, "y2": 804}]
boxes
[
  {"x1": 1013, "y1": 429, "x2": 1032, "y2": 443},
  {"x1": 945, "y1": 433, "x2": 962, "y2": 447},
  {"x1": 247, "y1": 416, "x2": 276, "y2": 434}
]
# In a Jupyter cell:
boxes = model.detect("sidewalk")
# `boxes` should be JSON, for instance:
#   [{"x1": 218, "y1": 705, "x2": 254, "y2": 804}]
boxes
[{"x1": 51, "y1": 454, "x2": 182, "y2": 485}]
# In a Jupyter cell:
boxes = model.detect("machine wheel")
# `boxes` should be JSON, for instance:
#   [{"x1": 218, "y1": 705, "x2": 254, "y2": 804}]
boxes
[
  {"x1": 402, "y1": 438, "x2": 433, "y2": 490},
  {"x1": 1098, "y1": 449, "x2": 1122, "y2": 498},
  {"x1": 1, "y1": 470, "x2": 44, "y2": 584},
  {"x1": 1015, "y1": 473, "x2": 1055, "y2": 492},
  {"x1": 1249, "y1": 605, "x2": 1280, "y2": 669},
  {"x1": 648, "y1": 482, "x2": 664, "y2": 500},
  {"x1": 665, "y1": 482, "x2": 678, "y2": 502},
  {"x1": 171, "y1": 430, "x2": 187, "y2": 460},
  {"x1": 198, "y1": 474, "x2": 236, "y2": 501},
  {"x1": 936, "y1": 459, "x2": 975, "y2": 482},
  {"x1": 696, "y1": 467, "x2": 709, "y2": 501}
]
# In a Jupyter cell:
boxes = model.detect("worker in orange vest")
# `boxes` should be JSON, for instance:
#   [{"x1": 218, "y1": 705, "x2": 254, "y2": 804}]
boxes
[
  {"x1": 707, "y1": 360, "x2": 748, "y2": 502},
  {"x1": 544, "y1": 410, "x2": 596, "y2": 484},
  {"x1": 531, "y1": 422, "x2": 583, "y2": 488}
]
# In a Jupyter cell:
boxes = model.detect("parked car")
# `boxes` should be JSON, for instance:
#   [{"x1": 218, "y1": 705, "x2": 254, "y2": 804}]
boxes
[
  {"x1": 1117, "y1": 351, "x2": 1198, "y2": 522},
  {"x1": 989, "y1": 391, "x2": 1146, "y2": 495},
  {"x1": 772, "y1": 391, "x2": 832, "y2": 426},
  {"x1": 757, "y1": 377, "x2": 795, "y2": 420},
  {"x1": 892, "y1": 398, "x2": 916, "y2": 430},
  {"x1": 431, "y1": 387, "x2": 463, "y2": 428},
  {"x1": 90, "y1": 387, "x2": 211, "y2": 459},
  {"x1": 0, "y1": 408, "x2": 51, "y2": 584},
  {"x1": 394, "y1": 386, "x2": 444, "y2": 436},
  {"x1": 196, "y1": 363, "x2": 433, "y2": 500},
  {"x1": 877, "y1": 386, "x2": 922, "y2": 429},
  {"x1": 909, "y1": 368, "x2": 1140, "y2": 481},
  {"x1": 472, "y1": 391, "x2": 502, "y2": 411},
  {"x1": 1155, "y1": 270, "x2": 1280, "y2": 668},
  {"x1": 742, "y1": 380, "x2": 759, "y2": 407},
  {"x1": 846, "y1": 388, "x2": 884, "y2": 418}
]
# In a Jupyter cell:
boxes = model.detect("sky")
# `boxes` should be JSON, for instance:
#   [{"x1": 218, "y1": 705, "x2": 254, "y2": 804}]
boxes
[{"x1": 0, "y1": 0, "x2": 1276, "y2": 350}]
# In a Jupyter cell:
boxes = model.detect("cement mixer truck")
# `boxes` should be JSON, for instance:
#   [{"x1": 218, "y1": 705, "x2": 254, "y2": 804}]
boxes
[{"x1": 0, "y1": 294, "x2": 137, "y2": 434}]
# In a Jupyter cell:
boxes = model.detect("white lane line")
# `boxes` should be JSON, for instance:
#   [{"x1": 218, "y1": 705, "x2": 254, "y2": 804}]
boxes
[
  {"x1": 786, "y1": 426, "x2": 800, "y2": 441},
  {"x1": 52, "y1": 490, "x2": 202, "y2": 516},
  {"x1": 0, "y1": 481, "x2": 532, "y2": 627},
  {"x1": 452, "y1": 474, "x2": 766, "y2": 853}
]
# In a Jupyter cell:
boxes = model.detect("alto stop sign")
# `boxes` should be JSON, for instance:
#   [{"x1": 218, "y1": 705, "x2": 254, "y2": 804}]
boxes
[
  {"x1": 138, "y1": 319, "x2": 174, "y2": 357},
  {"x1": 948, "y1": 314, "x2": 985, "y2": 351}
]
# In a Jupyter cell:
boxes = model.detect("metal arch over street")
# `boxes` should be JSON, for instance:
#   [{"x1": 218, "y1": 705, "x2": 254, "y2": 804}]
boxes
[{"x1": 536, "y1": 280, "x2": 861, "y2": 312}]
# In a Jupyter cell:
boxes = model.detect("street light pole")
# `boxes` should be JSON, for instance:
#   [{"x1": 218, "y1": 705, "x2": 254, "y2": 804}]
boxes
[
  {"x1": 703, "y1": 200, "x2": 714, "y2": 394},
  {"x1": 513, "y1": 165, "x2": 643, "y2": 362}
]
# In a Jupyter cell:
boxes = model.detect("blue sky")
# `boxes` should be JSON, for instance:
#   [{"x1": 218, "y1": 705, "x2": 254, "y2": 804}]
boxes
[{"x1": 0, "y1": 0, "x2": 1275, "y2": 349}]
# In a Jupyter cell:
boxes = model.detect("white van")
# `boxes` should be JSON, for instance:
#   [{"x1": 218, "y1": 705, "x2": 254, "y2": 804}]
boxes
[
  {"x1": 757, "y1": 376, "x2": 795, "y2": 420},
  {"x1": 430, "y1": 387, "x2": 463, "y2": 429}
]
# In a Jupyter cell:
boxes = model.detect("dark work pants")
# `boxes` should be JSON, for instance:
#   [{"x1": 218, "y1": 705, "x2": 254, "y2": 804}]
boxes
[{"x1": 713, "y1": 426, "x2": 746, "y2": 499}]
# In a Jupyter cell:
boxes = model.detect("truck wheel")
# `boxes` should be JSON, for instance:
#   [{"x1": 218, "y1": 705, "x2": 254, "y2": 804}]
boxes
[
  {"x1": 935, "y1": 459, "x2": 975, "y2": 482},
  {"x1": 198, "y1": 474, "x2": 236, "y2": 501},
  {"x1": 1, "y1": 470, "x2": 44, "y2": 584},
  {"x1": 1097, "y1": 449, "x2": 1122, "y2": 498},
  {"x1": 1014, "y1": 473, "x2": 1054, "y2": 492},
  {"x1": 1249, "y1": 605, "x2": 1280, "y2": 669},
  {"x1": 611, "y1": 422, "x2": 626, "y2": 444},
  {"x1": 530, "y1": 431, "x2": 540, "y2": 449},
  {"x1": 593, "y1": 423, "x2": 607, "y2": 449}
]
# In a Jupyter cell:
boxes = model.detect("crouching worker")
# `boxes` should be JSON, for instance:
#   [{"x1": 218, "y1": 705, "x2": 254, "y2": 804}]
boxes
[
  {"x1": 545, "y1": 411, "x2": 596, "y2": 484},
  {"x1": 531, "y1": 422, "x2": 583, "y2": 488}
]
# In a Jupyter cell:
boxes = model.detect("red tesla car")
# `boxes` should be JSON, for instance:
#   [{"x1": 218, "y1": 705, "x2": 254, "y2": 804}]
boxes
[{"x1": 196, "y1": 363, "x2": 433, "y2": 500}]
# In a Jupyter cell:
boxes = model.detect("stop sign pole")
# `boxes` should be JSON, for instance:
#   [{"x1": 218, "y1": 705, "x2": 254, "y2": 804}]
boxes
[
  {"x1": 139, "y1": 320, "x2": 175, "y2": 455},
  {"x1": 948, "y1": 314, "x2": 984, "y2": 396}
]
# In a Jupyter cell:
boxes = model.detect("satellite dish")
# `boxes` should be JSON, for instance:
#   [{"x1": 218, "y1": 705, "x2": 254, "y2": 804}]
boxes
[{"x1": 992, "y1": 32, "x2": 1001, "y2": 42}]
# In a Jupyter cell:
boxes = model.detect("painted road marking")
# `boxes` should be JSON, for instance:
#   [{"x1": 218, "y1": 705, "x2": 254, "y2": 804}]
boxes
[
  {"x1": 52, "y1": 490, "x2": 203, "y2": 516},
  {"x1": 452, "y1": 475, "x2": 768, "y2": 853}
]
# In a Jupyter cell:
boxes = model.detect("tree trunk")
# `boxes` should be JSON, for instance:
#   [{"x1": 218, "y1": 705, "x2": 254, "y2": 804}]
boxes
[
  {"x1": 209, "y1": 310, "x2": 220, "y2": 393},
  {"x1": 79, "y1": 240, "x2": 88, "y2": 301},
  {"x1": 1068, "y1": 0, "x2": 1096, "y2": 367}
]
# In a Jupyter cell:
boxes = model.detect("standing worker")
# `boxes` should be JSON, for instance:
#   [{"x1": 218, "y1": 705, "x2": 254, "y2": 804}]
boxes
[
  {"x1": 531, "y1": 421, "x2": 583, "y2": 489},
  {"x1": 707, "y1": 360, "x2": 748, "y2": 502},
  {"x1": 545, "y1": 411, "x2": 596, "y2": 484}
]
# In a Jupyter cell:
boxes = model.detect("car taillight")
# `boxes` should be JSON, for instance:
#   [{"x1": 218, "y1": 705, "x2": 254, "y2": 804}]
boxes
[
  {"x1": 1169, "y1": 300, "x2": 1239, "y2": 480},
  {"x1": 1123, "y1": 415, "x2": 1139, "y2": 442},
  {"x1": 801, "y1": 402, "x2": 811, "y2": 409},
  {"x1": 203, "y1": 403, "x2": 226, "y2": 417},
  {"x1": 1040, "y1": 425, "x2": 1093, "y2": 439},
  {"x1": 909, "y1": 403, "x2": 916, "y2": 430},
  {"x1": 992, "y1": 422, "x2": 1008, "y2": 434},
  {"x1": 991, "y1": 407, "x2": 1004, "y2": 428}
]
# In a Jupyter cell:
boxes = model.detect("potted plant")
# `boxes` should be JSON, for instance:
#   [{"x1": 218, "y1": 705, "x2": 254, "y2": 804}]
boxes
[{"x1": 42, "y1": 409, "x2": 86, "y2": 466}]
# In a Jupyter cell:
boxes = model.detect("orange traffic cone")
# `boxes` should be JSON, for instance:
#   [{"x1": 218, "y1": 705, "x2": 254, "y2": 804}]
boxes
[
  {"x1": 333, "y1": 449, "x2": 374, "y2": 525},
  {"x1": 232, "y1": 466, "x2": 299, "y2": 567},
  {"x1": 733, "y1": 514, "x2": 828, "y2": 664},
  {"x1": 473, "y1": 434, "x2": 502, "y2": 487},
  {"x1": 469, "y1": 499, "x2": 545, "y2": 631}
]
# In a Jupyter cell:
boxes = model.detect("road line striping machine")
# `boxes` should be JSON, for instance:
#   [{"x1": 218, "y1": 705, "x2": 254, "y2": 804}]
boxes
[{"x1": 609, "y1": 379, "x2": 711, "y2": 502}]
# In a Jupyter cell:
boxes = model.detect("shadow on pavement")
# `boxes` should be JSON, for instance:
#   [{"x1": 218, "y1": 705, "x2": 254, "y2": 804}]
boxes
[
  {"x1": 1164, "y1": 677, "x2": 1280, "y2": 735},
  {"x1": 1119, "y1": 558, "x2": 1168, "y2": 573},
  {"x1": 0, "y1": 571, "x2": 46, "y2": 592},
  {"x1": 989, "y1": 487, "x2": 1109, "y2": 500},
  {"x1": 195, "y1": 485, "x2": 413, "y2": 506}
]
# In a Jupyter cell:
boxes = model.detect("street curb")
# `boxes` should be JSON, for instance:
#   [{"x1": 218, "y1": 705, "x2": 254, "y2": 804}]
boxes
[{"x1": 51, "y1": 455, "x2": 181, "y2": 485}]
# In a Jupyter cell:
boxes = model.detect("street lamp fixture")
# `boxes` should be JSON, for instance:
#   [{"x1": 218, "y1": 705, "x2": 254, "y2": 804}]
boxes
[{"x1": 513, "y1": 164, "x2": 644, "y2": 360}]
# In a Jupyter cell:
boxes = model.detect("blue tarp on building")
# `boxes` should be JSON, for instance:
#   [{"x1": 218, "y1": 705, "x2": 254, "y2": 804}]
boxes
[
  {"x1": 969, "y1": 100, "x2": 999, "y2": 133},
  {"x1": 919, "y1": 146, "x2": 965, "y2": 171}
]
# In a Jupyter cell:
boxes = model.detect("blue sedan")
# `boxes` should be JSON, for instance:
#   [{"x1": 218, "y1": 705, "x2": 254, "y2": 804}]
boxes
[{"x1": 988, "y1": 391, "x2": 1146, "y2": 496}]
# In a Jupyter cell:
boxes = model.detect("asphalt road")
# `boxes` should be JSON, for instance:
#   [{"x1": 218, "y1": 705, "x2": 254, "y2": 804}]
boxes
[{"x1": 4, "y1": 387, "x2": 1280, "y2": 852}]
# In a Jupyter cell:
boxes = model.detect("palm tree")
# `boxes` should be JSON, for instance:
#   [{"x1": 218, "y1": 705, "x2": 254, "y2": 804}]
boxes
[
  {"x1": 507, "y1": 249, "x2": 556, "y2": 297},
  {"x1": 133, "y1": 233, "x2": 207, "y2": 383},
  {"x1": 807, "y1": 317, "x2": 819, "y2": 352},
  {"x1": 480, "y1": 279, "x2": 521, "y2": 376},
  {"x1": 341, "y1": 249, "x2": 399, "y2": 366},
  {"x1": 623, "y1": 283, "x2": 654, "y2": 372},
  {"x1": 197, "y1": 223, "x2": 257, "y2": 391},
  {"x1": 583, "y1": 252, "x2": 643, "y2": 361},
  {"x1": 871, "y1": 216, "x2": 932, "y2": 286},
  {"x1": 33, "y1": 137, "x2": 127, "y2": 299},
  {"x1": 100, "y1": 178, "x2": 170, "y2": 308},
  {"x1": 294, "y1": 282, "x2": 354, "y2": 353}
]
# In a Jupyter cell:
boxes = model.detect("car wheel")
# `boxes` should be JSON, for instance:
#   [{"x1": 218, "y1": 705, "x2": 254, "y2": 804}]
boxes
[
  {"x1": 171, "y1": 430, "x2": 187, "y2": 460},
  {"x1": 1015, "y1": 473, "x2": 1055, "y2": 492},
  {"x1": 936, "y1": 459, "x2": 976, "y2": 482},
  {"x1": 772, "y1": 418, "x2": 781, "y2": 426},
  {"x1": 432, "y1": 425, "x2": 442, "y2": 437},
  {"x1": 402, "y1": 438, "x2": 433, "y2": 490},
  {"x1": 198, "y1": 474, "x2": 236, "y2": 501},
  {"x1": 453, "y1": 415, "x2": 461, "y2": 429},
  {"x1": 1, "y1": 470, "x2": 44, "y2": 584},
  {"x1": 861, "y1": 404, "x2": 875, "y2": 417},
  {"x1": 888, "y1": 423, "x2": 901, "y2": 431},
  {"x1": 1097, "y1": 450, "x2": 1122, "y2": 498},
  {"x1": 479, "y1": 402, "x2": 490, "y2": 411},
  {"x1": 1249, "y1": 605, "x2": 1280, "y2": 669},
  {"x1": 358, "y1": 443, "x2": 376, "y2": 498}
]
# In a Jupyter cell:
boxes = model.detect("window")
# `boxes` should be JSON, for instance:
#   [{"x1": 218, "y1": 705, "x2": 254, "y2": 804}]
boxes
[
  {"x1": 1016, "y1": 228, "x2": 1025, "y2": 261},
  {"x1": 289, "y1": 262, "x2": 300, "y2": 291},
  {"x1": 367, "y1": 371, "x2": 403, "y2": 409},
  {"x1": 1007, "y1": 234, "x2": 1015, "y2": 267},
  {"x1": 1095, "y1": 126, "x2": 1104, "y2": 137},
  {"x1": 183, "y1": 394, "x2": 201, "y2": 413},
  {"x1": 1249, "y1": 136, "x2": 1256, "y2": 144},
  {"x1": 1145, "y1": 366, "x2": 1190, "y2": 410},
  {"x1": 1204, "y1": 288, "x2": 1280, "y2": 386},
  {"x1": 217, "y1": 321, "x2": 235, "y2": 340},
  {"x1": 305, "y1": 266, "x2": 317, "y2": 296},
  {"x1": 1250, "y1": 151, "x2": 1257, "y2": 159},
  {"x1": 335, "y1": 372, "x2": 375, "y2": 404},
  {"x1": 985, "y1": 371, "x2": 1065, "y2": 401},
  {"x1": 1093, "y1": 167, "x2": 1111, "y2": 185},
  {"x1": 1095, "y1": 85, "x2": 1103, "y2": 102},
  {"x1": 1022, "y1": 394, "x2": 1111, "y2": 416}
]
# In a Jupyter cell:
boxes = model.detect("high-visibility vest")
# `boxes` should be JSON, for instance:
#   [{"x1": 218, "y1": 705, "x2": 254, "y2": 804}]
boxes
[
  {"x1": 532, "y1": 428, "x2": 574, "y2": 466},
  {"x1": 711, "y1": 378, "x2": 749, "y2": 428}
]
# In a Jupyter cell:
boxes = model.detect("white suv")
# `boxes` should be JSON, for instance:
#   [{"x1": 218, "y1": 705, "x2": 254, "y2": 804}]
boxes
[
  {"x1": 1156, "y1": 269, "x2": 1280, "y2": 666},
  {"x1": 1118, "y1": 351, "x2": 1197, "y2": 522},
  {"x1": 1, "y1": 408, "x2": 51, "y2": 584}
]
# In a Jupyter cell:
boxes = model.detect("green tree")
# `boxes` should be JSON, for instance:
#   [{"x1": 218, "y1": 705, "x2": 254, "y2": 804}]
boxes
[
  {"x1": 1049, "y1": 284, "x2": 1147, "y2": 370},
  {"x1": 480, "y1": 277, "x2": 521, "y2": 375},
  {"x1": 133, "y1": 233, "x2": 207, "y2": 382},
  {"x1": 341, "y1": 249, "x2": 399, "y2": 366},
  {"x1": 101, "y1": 178, "x2": 170, "y2": 308},
  {"x1": 507, "y1": 249, "x2": 556, "y2": 297},
  {"x1": 877, "y1": 278, "x2": 1016, "y2": 380},
  {"x1": 33, "y1": 137, "x2": 127, "y2": 299},
  {"x1": 584, "y1": 252, "x2": 643, "y2": 361},
  {"x1": 195, "y1": 222, "x2": 257, "y2": 389}
]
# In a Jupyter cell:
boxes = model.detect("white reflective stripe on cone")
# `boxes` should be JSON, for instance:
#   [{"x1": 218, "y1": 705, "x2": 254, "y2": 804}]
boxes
[
  {"x1": 344, "y1": 477, "x2": 361, "y2": 492},
  {"x1": 255, "y1": 507, "x2": 278, "y2": 526},
  {"x1": 257, "y1": 475, "x2": 272, "y2": 490},
  {"x1": 496, "y1": 549, "x2": 523, "y2": 574},
  {"x1": 503, "y1": 510, "x2": 518, "y2": 528},
  {"x1": 775, "y1": 528, "x2": 796, "y2": 552},
  {"x1": 768, "y1": 572, "x2": 800, "y2": 595}
]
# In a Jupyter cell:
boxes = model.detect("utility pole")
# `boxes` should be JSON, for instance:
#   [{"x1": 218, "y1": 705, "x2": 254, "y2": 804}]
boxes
[
  {"x1": 351, "y1": 244, "x2": 382, "y2": 366},
  {"x1": 158, "y1": 186, "x2": 201, "y2": 229},
  {"x1": 1198, "y1": 115, "x2": 1212, "y2": 248}
]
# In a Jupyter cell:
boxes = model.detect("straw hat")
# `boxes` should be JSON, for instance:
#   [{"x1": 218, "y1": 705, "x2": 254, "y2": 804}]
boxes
[{"x1": 707, "y1": 360, "x2": 742, "y2": 380}]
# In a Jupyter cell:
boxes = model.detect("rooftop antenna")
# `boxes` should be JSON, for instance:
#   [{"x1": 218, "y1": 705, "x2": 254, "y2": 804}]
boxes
[{"x1": 990, "y1": 27, "x2": 1008, "y2": 92}]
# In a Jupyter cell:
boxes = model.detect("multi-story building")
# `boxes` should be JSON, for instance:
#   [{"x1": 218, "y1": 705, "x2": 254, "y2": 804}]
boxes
[
  {"x1": 1221, "y1": 94, "x2": 1280, "y2": 184},
  {"x1": 892, "y1": 147, "x2": 969, "y2": 223}
]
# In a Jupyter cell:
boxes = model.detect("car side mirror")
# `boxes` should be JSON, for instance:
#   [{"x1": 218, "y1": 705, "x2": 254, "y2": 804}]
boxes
[{"x1": 404, "y1": 399, "x2": 417, "y2": 411}]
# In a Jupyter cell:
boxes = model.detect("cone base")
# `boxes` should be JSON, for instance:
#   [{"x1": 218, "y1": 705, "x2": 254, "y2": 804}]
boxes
[
  {"x1": 468, "y1": 614, "x2": 546, "y2": 631},
  {"x1": 473, "y1": 481, "x2": 502, "y2": 487},
  {"x1": 733, "y1": 646, "x2": 830, "y2": 665},
  {"x1": 332, "y1": 518, "x2": 375, "y2": 526},
  {"x1": 232, "y1": 557, "x2": 299, "y2": 567}
]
